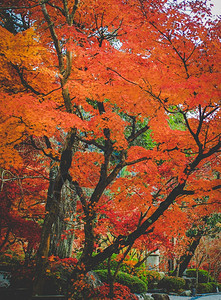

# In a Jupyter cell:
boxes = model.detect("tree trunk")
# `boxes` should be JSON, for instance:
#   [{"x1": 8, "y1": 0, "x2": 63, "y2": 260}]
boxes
[
  {"x1": 33, "y1": 131, "x2": 76, "y2": 295},
  {"x1": 172, "y1": 236, "x2": 202, "y2": 277},
  {"x1": 49, "y1": 179, "x2": 77, "y2": 258}
]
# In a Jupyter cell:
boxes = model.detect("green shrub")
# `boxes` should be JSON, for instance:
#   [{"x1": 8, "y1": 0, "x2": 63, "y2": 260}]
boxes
[
  {"x1": 134, "y1": 271, "x2": 148, "y2": 288},
  {"x1": 117, "y1": 271, "x2": 148, "y2": 293},
  {"x1": 197, "y1": 283, "x2": 213, "y2": 294},
  {"x1": 186, "y1": 269, "x2": 214, "y2": 283},
  {"x1": 92, "y1": 253, "x2": 141, "y2": 275},
  {"x1": 158, "y1": 276, "x2": 185, "y2": 292},
  {"x1": 210, "y1": 282, "x2": 220, "y2": 292},
  {"x1": 0, "y1": 252, "x2": 23, "y2": 267},
  {"x1": 94, "y1": 269, "x2": 148, "y2": 294},
  {"x1": 92, "y1": 254, "x2": 120, "y2": 271},
  {"x1": 136, "y1": 269, "x2": 161, "y2": 289}
]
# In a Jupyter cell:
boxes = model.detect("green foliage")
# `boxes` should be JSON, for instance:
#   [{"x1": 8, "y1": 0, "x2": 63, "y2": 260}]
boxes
[
  {"x1": 168, "y1": 112, "x2": 186, "y2": 131},
  {"x1": 92, "y1": 253, "x2": 162, "y2": 291},
  {"x1": 186, "y1": 269, "x2": 215, "y2": 283},
  {"x1": 187, "y1": 214, "x2": 221, "y2": 238},
  {"x1": 0, "y1": 252, "x2": 23, "y2": 267},
  {"x1": 94, "y1": 269, "x2": 148, "y2": 294},
  {"x1": 210, "y1": 282, "x2": 220, "y2": 292},
  {"x1": 92, "y1": 253, "x2": 120, "y2": 271},
  {"x1": 197, "y1": 283, "x2": 214, "y2": 294},
  {"x1": 116, "y1": 271, "x2": 148, "y2": 294},
  {"x1": 135, "y1": 269, "x2": 161, "y2": 289},
  {"x1": 158, "y1": 276, "x2": 186, "y2": 292},
  {"x1": 125, "y1": 118, "x2": 156, "y2": 150},
  {"x1": 92, "y1": 253, "x2": 140, "y2": 275}
]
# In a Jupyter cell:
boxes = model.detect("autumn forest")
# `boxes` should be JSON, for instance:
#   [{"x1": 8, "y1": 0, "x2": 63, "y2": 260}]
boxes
[{"x1": 0, "y1": 0, "x2": 220, "y2": 299}]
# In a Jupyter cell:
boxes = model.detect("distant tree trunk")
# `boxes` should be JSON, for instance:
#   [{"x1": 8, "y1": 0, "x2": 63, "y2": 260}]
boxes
[
  {"x1": 132, "y1": 248, "x2": 158, "y2": 272},
  {"x1": 196, "y1": 266, "x2": 199, "y2": 290},
  {"x1": 175, "y1": 260, "x2": 180, "y2": 277},
  {"x1": 172, "y1": 236, "x2": 201, "y2": 277}
]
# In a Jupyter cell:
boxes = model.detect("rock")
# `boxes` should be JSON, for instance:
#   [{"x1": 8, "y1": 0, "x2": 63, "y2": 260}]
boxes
[
  {"x1": 182, "y1": 276, "x2": 196, "y2": 289},
  {"x1": 0, "y1": 271, "x2": 11, "y2": 288},
  {"x1": 151, "y1": 294, "x2": 170, "y2": 300},
  {"x1": 134, "y1": 294, "x2": 145, "y2": 300},
  {"x1": 86, "y1": 271, "x2": 103, "y2": 289},
  {"x1": 180, "y1": 290, "x2": 192, "y2": 296},
  {"x1": 168, "y1": 292, "x2": 177, "y2": 295},
  {"x1": 158, "y1": 272, "x2": 165, "y2": 279},
  {"x1": 140, "y1": 294, "x2": 154, "y2": 300},
  {"x1": 135, "y1": 294, "x2": 154, "y2": 300}
]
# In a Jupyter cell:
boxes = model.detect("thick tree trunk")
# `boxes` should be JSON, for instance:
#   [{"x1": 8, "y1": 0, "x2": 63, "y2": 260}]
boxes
[
  {"x1": 33, "y1": 131, "x2": 76, "y2": 295},
  {"x1": 49, "y1": 179, "x2": 77, "y2": 258}
]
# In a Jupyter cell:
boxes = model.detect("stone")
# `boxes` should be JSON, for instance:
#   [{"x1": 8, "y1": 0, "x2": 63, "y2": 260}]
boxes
[
  {"x1": 0, "y1": 271, "x2": 11, "y2": 288},
  {"x1": 158, "y1": 272, "x2": 165, "y2": 279},
  {"x1": 180, "y1": 290, "x2": 192, "y2": 296},
  {"x1": 151, "y1": 293, "x2": 170, "y2": 300},
  {"x1": 182, "y1": 276, "x2": 196, "y2": 289},
  {"x1": 135, "y1": 294, "x2": 154, "y2": 300},
  {"x1": 86, "y1": 271, "x2": 103, "y2": 289},
  {"x1": 141, "y1": 294, "x2": 155, "y2": 300}
]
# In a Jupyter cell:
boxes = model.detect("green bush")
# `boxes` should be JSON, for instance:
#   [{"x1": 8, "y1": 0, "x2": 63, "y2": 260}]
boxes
[
  {"x1": 0, "y1": 252, "x2": 23, "y2": 267},
  {"x1": 159, "y1": 276, "x2": 185, "y2": 292},
  {"x1": 135, "y1": 269, "x2": 161, "y2": 289},
  {"x1": 186, "y1": 269, "x2": 215, "y2": 283},
  {"x1": 92, "y1": 254, "x2": 120, "y2": 271},
  {"x1": 92, "y1": 253, "x2": 141, "y2": 275},
  {"x1": 210, "y1": 282, "x2": 220, "y2": 293},
  {"x1": 94, "y1": 269, "x2": 148, "y2": 294},
  {"x1": 197, "y1": 283, "x2": 213, "y2": 294}
]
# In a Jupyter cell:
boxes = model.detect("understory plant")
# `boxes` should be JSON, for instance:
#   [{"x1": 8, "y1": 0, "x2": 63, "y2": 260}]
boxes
[
  {"x1": 158, "y1": 276, "x2": 186, "y2": 292},
  {"x1": 186, "y1": 269, "x2": 215, "y2": 283},
  {"x1": 89, "y1": 282, "x2": 139, "y2": 300},
  {"x1": 94, "y1": 269, "x2": 148, "y2": 294}
]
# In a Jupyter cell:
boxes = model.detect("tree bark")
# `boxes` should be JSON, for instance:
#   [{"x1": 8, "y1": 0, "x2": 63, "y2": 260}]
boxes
[
  {"x1": 33, "y1": 131, "x2": 76, "y2": 295},
  {"x1": 49, "y1": 179, "x2": 77, "y2": 258}
]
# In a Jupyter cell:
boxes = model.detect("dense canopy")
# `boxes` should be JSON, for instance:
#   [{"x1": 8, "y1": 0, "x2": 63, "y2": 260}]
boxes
[{"x1": 0, "y1": 0, "x2": 220, "y2": 296}]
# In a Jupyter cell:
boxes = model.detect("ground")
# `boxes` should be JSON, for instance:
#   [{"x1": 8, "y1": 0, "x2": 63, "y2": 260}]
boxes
[{"x1": 168, "y1": 293, "x2": 221, "y2": 300}]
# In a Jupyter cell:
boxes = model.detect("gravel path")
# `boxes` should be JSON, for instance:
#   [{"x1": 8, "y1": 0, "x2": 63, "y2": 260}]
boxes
[
  {"x1": 168, "y1": 293, "x2": 221, "y2": 300},
  {"x1": 140, "y1": 293, "x2": 221, "y2": 300}
]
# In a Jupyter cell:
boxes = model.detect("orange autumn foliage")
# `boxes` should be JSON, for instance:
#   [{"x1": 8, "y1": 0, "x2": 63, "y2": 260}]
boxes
[{"x1": 0, "y1": 1, "x2": 220, "y2": 292}]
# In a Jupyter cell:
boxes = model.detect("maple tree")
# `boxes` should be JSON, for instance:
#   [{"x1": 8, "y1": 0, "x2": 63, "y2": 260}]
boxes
[
  {"x1": 174, "y1": 213, "x2": 221, "y2": 276},
  {"x1": 190, "y1": 234, "x2": 221, "y2": 282},
  {"x1": 0, "y1": 0, "x2": 220, "y2": 296},
  {"x1": 0, "y1": 145, "x2": 47, "y2": 260}
]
